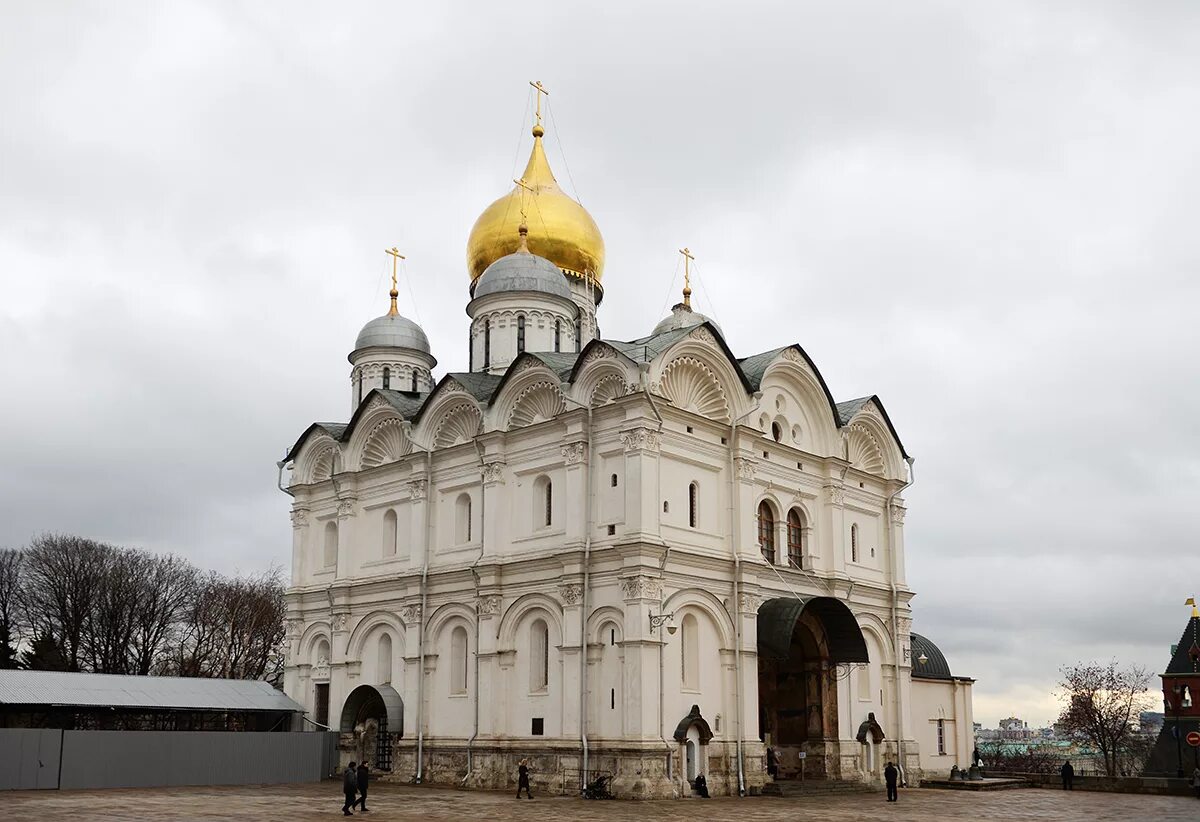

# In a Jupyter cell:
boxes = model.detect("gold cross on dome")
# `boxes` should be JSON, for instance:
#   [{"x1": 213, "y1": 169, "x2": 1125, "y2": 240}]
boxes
[
  {"x1": 385, "y1": 247, "x2": 405, "y2": 315},
  {"x1": 679, "y1": 247, "x2": 695, "y2": 308},
  {"x1": 529, "y1": 80, "x2": 549, "y2": 127}
]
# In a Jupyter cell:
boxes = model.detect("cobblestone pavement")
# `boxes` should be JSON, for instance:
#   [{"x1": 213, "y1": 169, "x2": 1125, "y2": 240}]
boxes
[{"x1": 4, "y1": 782, "x2": 1199, "y2": 821}]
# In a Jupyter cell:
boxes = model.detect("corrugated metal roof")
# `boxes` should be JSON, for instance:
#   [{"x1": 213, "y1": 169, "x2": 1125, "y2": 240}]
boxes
[{"x1": 0, "y1": 671, "x2": 302, "y2": 713}]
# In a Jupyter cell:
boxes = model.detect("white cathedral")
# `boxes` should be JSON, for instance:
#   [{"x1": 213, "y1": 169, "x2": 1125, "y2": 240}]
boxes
[{"x1": 280, "y1": 97, "x2": 974, "y2": 798}]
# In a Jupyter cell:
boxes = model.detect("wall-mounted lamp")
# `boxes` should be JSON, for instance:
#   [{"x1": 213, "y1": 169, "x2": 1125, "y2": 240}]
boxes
[{"x1": 649, "y1": 611, "x2": 676, "y2": 635}]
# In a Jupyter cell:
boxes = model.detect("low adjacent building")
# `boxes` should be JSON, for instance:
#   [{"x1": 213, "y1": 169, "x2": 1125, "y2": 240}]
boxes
[{"x1": 907, "y1": 633, "x2": 975, "y2": 776}]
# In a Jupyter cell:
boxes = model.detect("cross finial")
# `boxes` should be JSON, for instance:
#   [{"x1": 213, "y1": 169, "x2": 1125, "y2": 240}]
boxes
[
  {"x1": 529, "y1": 80, "x2": 549, "y2": 135},
  {"x1": 513, "y1": 176, "x2": 537, "y2": 245},
  {"x1": 679, "y1": 247, "x2": 695, "y2": 308},
  {"x1": 385, "y1": 247, "x2": 405, "y2": 316}
]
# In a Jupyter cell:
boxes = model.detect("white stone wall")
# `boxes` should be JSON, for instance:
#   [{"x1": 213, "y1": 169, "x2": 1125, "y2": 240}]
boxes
[
  {"x1": 909, "y1": 677, "x2": 976, "y2": 777},
  {"x1": 282, "y1": 329, "x2": 939, "y2": 795}
]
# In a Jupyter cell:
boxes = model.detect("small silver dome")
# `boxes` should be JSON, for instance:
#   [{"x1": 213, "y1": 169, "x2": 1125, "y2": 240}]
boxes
[
  {"x1": 651, "y1": 302, "x2": 723, "y2": 337},
  {"x1": 354, "y1": 312, "x2": 431, "y2": 353},
  {"x1": 473, "y1": 250, "x2": 572, "y2": 301}
]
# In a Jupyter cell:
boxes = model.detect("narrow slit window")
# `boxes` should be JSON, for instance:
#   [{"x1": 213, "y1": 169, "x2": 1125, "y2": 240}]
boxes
[
  {"x1": 688, "y1": 482, "x2": 698, "y2": 528},
  {"x1": 554, "y1": 320, "x2": 561, "y2": 352},
  {"x1": 382, "y1": 367, "x2": 390, "y2": 390},
  {"x1": 517, "y1": 315, "x2": 526, "y2": 354}
]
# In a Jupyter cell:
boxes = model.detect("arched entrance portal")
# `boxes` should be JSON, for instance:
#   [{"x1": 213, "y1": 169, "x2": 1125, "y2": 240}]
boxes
[
  {"x1": 757, "y1": 597, "x2": 868, "y2": 780},
  {"x1": 340, "y1": 684, "x2": 404, "y2": 772}
]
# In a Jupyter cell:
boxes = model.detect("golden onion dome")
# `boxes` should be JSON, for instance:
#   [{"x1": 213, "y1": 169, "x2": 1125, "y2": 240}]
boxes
[{"x1": 467, "y1": 124, "x2": 604, "y2": 289}]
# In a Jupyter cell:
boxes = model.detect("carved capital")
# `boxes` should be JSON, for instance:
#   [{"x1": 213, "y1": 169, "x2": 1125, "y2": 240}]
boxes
[
  {"x1": 620, "y1": 575, "x2": 662, "y2": 602},
  {"x1": 561, "y1": 441, "x2": 587, "y2": 466},
  {"x1": 558, "y1": 582, "x2": 583, "y2": 606},
  {"x1": 890, "y1": 504, "x2": 907, "y2": 524},
  {"x1": 336, "y1": 498, "x2": 356, "y2": 519},
  {"x1": 621, "y1": 428, "x2": 661, "y2": 453},
  {"x1": 407, "y1": 478, "x2": 428, "y2": 501},
  {"x1": 737, "y1": 593, "x2": 761, "y2": 615},
  {"x1": 476, "y1": 595, "x2": 502, "y2": 617},
  {"x1": 331, "y1": 612, "x2": 349, "y2": 633},
  {"x1": 481, "y1": 462, "x2": 506, "y2": 485},
  {"x1": 290, "y1": 508, "x2": 309, "y2": 528},
  {"x1": 400, "y1": 604, "x2": 423, "y2": 625},
  {"x1": 827, "y1": 485, "x2": 845, "y2": 506},
  {"x1": 735, "y1": 457, "x2": 757, "y2": 482},
  {"x1": 285, "y1": 619, "x2": 303, "y2": 638}
]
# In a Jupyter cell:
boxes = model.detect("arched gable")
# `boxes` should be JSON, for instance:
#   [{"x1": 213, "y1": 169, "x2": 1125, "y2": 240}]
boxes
[
  {"x1": 660, "y1": 587, "x2": 736, "y2": 649},
  {"x1": 411, "y1": 379, "x2": 484, "y2": 449},
  {"x1": 757, "y1": 353, "x2": 842, "y2": 455},
  {"x1": 356, "y1": 417, "x2": 411, "y2": 471},
  {"x1": 293, "y1": 434, "x2": 339, "y2": 486},
  {"x1": 648, "y1": 325, "x2": 751, "y2": 424},
  {"x1": 856, "y1": 614, "x2": 894, "y2": 666},
  {"x1": 496, "y1": 592, "x2": 564, "y2": 649},
  {"x1": 346, "y1": 610, "x2": 407, "y2": 660},
  {"x1": 496, "y1": 377, "x2": 566, "y2": 431},
  {"x1": 843, "y1": 399, "x2": 906, "y2": 480},
  {"x1": 568, "y1": 341, "x2": 639, "y2": 408}
]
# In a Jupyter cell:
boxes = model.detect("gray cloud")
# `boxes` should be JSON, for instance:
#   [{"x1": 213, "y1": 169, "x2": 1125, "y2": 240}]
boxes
[{"x1": 2, "y1": 0, "x2": 1198, "y2": 725}]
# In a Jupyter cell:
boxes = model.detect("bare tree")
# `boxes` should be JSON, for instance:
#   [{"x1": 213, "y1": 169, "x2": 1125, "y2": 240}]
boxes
[
  {"x1": 171, "y1": 568, "x2": 285, "y2": 681},
  {"x1": 83, "y1": 547, "x2": 143, "y2": 674},
  {"x1": 976, "y1": 740, "x2": 1061, "y2": 774},
  {"x1": 130, "y1": 553, "x2": 196, "y2": 675},
  {"x1": 0, "y1": 548, "x2": 23, "y2": 668},
  {"x1": 1057, "y1": 660, "x2": 1154, "y2": 777},
  {"x1": 22, "y1": 534, "x2": 110, "y2": 671}
]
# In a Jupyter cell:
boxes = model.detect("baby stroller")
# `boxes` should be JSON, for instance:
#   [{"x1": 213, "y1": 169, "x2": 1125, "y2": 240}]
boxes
[{"x1": 583, "y1": 774, "x2": 614, "y2": 799}]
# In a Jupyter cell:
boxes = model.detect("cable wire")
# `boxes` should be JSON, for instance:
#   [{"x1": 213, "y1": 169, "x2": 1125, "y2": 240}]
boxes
[{"x1": 547, "y1": 99, "x2": 584, "y2": 206}]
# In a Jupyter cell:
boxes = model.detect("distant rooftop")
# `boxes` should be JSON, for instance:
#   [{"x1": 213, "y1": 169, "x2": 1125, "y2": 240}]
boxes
[{"x1": 0, "y1": 670, "x2": 302, "y2": 713}]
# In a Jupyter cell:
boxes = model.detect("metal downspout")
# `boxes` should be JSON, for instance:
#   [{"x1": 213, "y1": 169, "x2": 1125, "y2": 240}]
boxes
[
  {"x1": 276, "y1": 458, "x2": 295, "y2": 497},
  {"x1": 639, "y1": 372, "x2": 674, "y2": 781},
  {"x1": 580, "y1": 404, "x2": 593, "y2": 791},
  {"x1": 415, "y1": 444, "x2": 433, "y2": 783},
  {"x1": 728, "y1": 419, "x2": 746, "y2": 796},
  {"x1": 886, "y1": 457, "x2": 915, "y2": 786},
  {"x1": 463, "y1": 439, "x2": 488, "y2": 786}
]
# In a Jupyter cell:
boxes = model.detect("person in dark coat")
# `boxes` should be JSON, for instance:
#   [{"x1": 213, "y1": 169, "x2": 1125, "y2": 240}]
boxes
[
  {"x1": 884, "y1": 761, "x2": 899, "y2": 802},
  {"x1": 1061, "y1": 760, "x2": 1074, "y2": 790},
  {"x1": 353, "y1": 763, "x2": 370, "y2": 812},
  {"x1": 342, "y1": 761, "x2": 358, "y2": 816},
  {"x1": 693, "y1": 773, "x2": 710, "y2": 798},
  {"x1": 516, "y1": 759, "x2": 533, "y2": 799}
]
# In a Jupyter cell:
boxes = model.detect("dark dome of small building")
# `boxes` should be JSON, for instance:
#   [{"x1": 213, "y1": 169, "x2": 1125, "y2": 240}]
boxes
[{"x1": 910, "y1": 633, "x2": 953, "y2": 680}]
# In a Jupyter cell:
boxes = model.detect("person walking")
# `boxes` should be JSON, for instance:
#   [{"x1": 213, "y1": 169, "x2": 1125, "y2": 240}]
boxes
[
  {"x1": 1061, "y1": 760, "x2": 1074, "y2": 790},
  {"x1": 516, "y1": 759, "x2": 533, "y2": 799},
  {"x1": 342, "y1": 761, "x2": 358, "y2": 816},
  {"x1": 884, "y1": 761, "x2": 899, "y2": 802},
  {"x1": 354, "y1": 762, "x2": 370, "y2": 812},
  {"x1": 1191, "y1": 765, "x2": 1200, "y2": 799}
]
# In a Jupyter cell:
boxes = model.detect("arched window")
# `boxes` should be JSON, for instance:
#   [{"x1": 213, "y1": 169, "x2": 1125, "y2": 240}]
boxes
[
  {"x1": 610, "y1": 473, "x2": 618, "y2": 488},
  {"x1": 688, "y1": 482, "x2": 699, "y2": 528},
  {"x1": 455, "y1": 493, "x2": 472, "y2": 544},
  {"x1": 378, "y1": 634, "x2": 392, "y2": 684},
  {"x1": 356, "y1": 375, "x2": 363, "y2": 406},
  {"x1": 1184, "y1": 685, "x2": 1194, "y2": 709},
  {"x1": 450, "y1": 626, "x2": 468, "y2": 694},
  {"x1": 323, "y1": 521, "x2": 338, "y2": 568},
  {"x1": 575, "y1": 318, "x2": 582, "y2": 352},
  {"x1": 851, "y1": 523, "x2": 859, "y2": 563},
  {"x1": 530, "y1": 618, "x2": 549, "y2": 692},
  {"x1": 410, "y1": 370, "x2": 418, "y2": 392},
  {"x1": 483, "y1": 322, "x2": 491, "y2": 369},
  {"x1": 787, "y1": 509, "x2": 804, "y2": 567},
  {"x1": 533, "y1": 476, "x2": 553, "y2": 529},
  {"x1": 516, "y1": 315, "x2": 526, "y2": 354},
  {"x1": 382, "y1": 509, "x2": 398, "y2": 557},
  {"x1": 382, "y1": 367, "x2": 391, "y2": 390},
  {"x1": 681, "y1": 612, "x2": 699, "y2": 690},
  {"x1": 554, "y1": 320, "x2": 561, "y2": 353},
  {"x1": 757, "y1": 502, "x2": 775, "y2": 563},
  {"x1": 771, "y1": 421, "x2": 783, "y2": 442}
]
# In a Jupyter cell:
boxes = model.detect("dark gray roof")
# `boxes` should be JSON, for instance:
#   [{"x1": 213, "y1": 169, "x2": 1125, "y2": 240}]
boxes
[
  {"x1": 375, "y1": 389, "x2": 427, "y2": 419},
  {"x1": 445, "y1": 372, "x2": 503, "y2": 403},
  {"x1": 524, "y1": 352, "x2": 581, "y2": 380},
  {"x1": 0, "y1": 671, "x2": 302, "y2": 713},
  {"x1": 836, "y1": 397, "x2": 874, "y2": 425},
  {"x1": 1165, "y1": 616, "x2": 1200, "y2": 675},
  {"x1": 608, "y1": 326, "x2": 701, "y2": 364},
  {"x1": 738, "y1": 347, "x2": 788, "y2": 391},
  {"x1": 910, "y1": 633, "x2": 953, "y2": 680}
]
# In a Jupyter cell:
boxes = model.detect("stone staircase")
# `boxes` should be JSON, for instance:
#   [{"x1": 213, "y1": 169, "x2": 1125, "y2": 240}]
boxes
[{"x1": 762, "y1": 778, "x2": 880, "y2": 798}]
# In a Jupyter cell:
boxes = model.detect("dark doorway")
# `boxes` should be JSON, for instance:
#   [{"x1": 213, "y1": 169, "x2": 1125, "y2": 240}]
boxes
[
  {"x1": 340, "y1": 684, "x2": 404, "y2": 772},
  {"x1": 314, "y1": 683, "x2": 330, "y2": 728}
]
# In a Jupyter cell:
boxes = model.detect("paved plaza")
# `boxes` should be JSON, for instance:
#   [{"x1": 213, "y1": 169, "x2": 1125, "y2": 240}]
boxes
[{"x1": 4, "y1": 782, "x2": 1199, "y2": 822}]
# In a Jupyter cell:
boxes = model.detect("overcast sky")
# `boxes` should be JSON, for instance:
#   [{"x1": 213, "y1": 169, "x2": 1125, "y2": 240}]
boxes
[{"x1": 3, "y1": 1, "x2": 1198, "y2": 726}]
